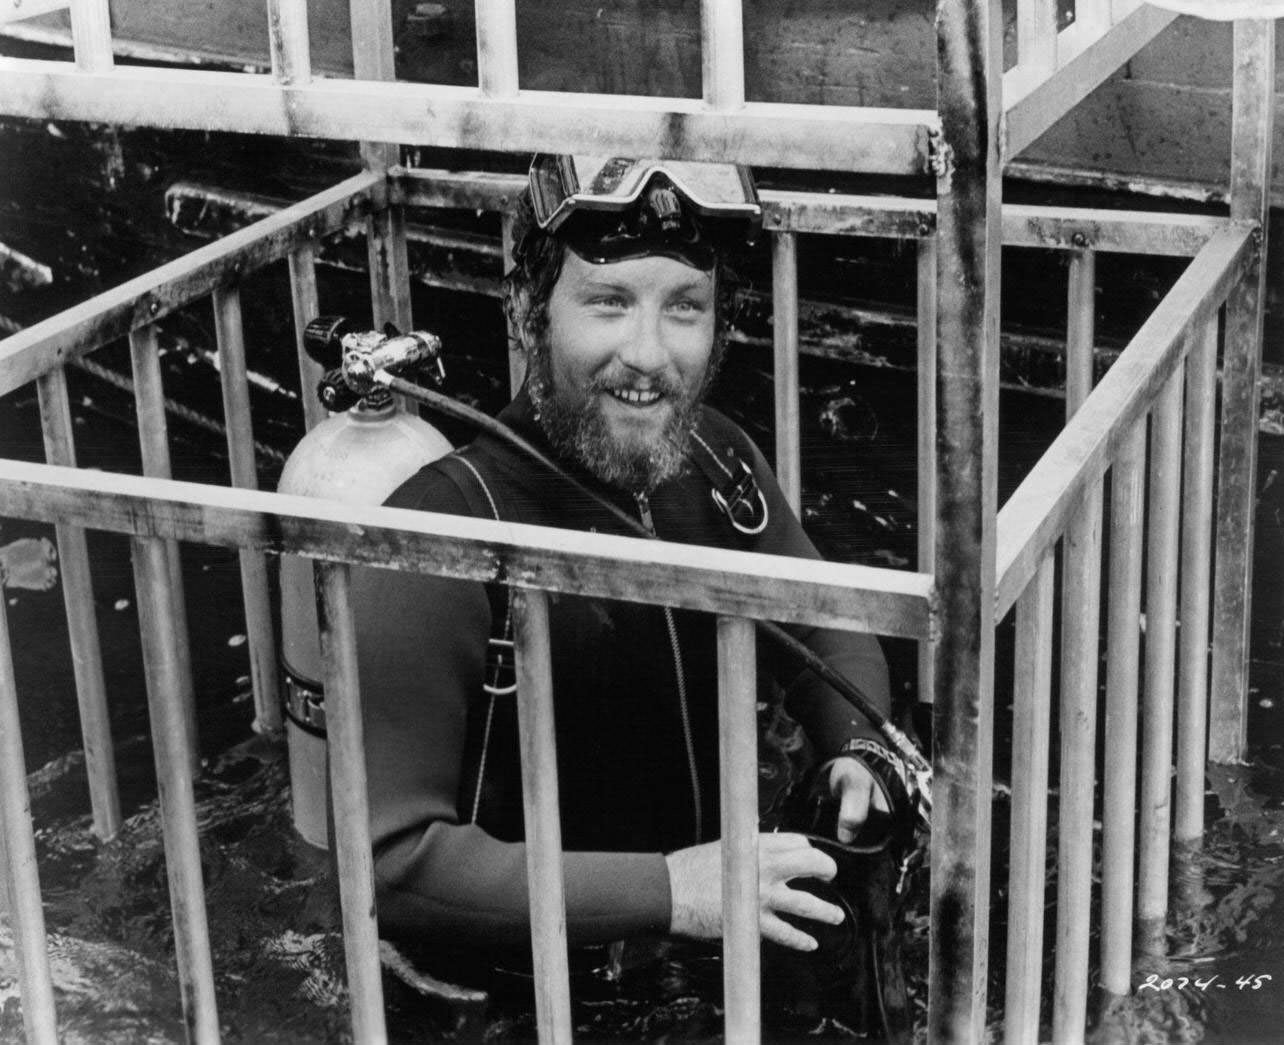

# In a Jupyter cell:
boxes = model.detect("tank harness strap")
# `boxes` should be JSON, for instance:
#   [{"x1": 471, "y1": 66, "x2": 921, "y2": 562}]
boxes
[
  {"x1": 450, "y1": 453, "x2": 514, "y2": 826},
  {"x1": 687, "y1": 428, "x2": 769, "y2": 537}
]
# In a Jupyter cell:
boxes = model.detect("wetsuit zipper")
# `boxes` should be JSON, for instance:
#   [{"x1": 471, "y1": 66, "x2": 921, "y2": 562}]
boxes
[{"x1": 635, "y1": 491, "x2": 704, "y2": 844}]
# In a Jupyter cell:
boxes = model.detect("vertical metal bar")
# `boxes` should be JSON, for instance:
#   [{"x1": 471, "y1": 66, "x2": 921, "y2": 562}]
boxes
[
  {"x1": 288, "y1": 244, "x2": 328, "y2": 431},
  {"x1": 128, "y1": 325, "x2": 199, "y2": 769},
  {"x1": 475, "y1": 0, "x2": 519, "y2": 97},
  {"x1": 1175, "y1": 317, "x2": 1219, "y2": 845},
  {"x1": 1018, "y1": 0, "x2": 1058, "y2": 76},
  {"x1": 501, "y1": 212, "x2": 526, "y2": 395},
  {"x1": 0, "y1": 596, "x2": 59, "y2": 1045},
  {"x1": 1099, "y1": 422, "x2": 1147, "y2": 996},
  {"x1": 930, "y1": 1, "x2": 1003, "y2": 1038},
  {"x1": 1052, "y1": 248, "x2": 1102, "y2": 1045},
  {"x1": 70, "y1": 0, "x2": 114, "y2": 72},
  {"x1": 314, "y1": 562, "x2": 388, "y2": 1045},
  {"x1": 266, "y1": 0, "x2": 311, "y2": 85},
  {"x1": 132, "y1": 537, "x2": 220, "y2": 1043},
  {"x1": 717, "y1": 615, "x2": 760, "y2": 1043},
  {"x1": 772, "y1": 231, "x2": 801, "y2": 513},
  {"x1": 511, "y1": 587, "x2": 573, "y2": 1044},
  {"x1": 1003, "y1": 553, "x2": 1054, "y2": 1045},
  {"x1": 916, "y1": 236, "x2": 937, "y2": 706},
  {"x1": 213, "y1": 286, "x2": 283, "y2": 736},
  {"x1": 1075, "y1": 0, "x2": 1110, "y2": 35},
  {"x1": 36, "y1": 366, "x2": 121, "y2": 840},
  {"x1": 1210, "y1": 19, "x2": 1275, "y2": 764},
  {"x1": 701, "y1": 0, "x2": 745, "y2": 109},
  {"x1": 1137, "y1": 365, "x2": 1185, "y2": 954}
]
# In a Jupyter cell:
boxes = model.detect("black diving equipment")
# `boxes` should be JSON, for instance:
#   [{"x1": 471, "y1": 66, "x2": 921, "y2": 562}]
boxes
[
  {"x1": 304, "y1": 315, "x2": 447, "y2": 412},
  {"x1": 524, "y1": 155, "x2": 762, "y2": 269},
  {"x1": 307, "y1": 318, "x2": 934, "y2": 833}
]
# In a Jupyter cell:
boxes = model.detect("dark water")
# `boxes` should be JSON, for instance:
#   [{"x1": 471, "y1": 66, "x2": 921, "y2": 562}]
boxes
[{"x1": 2, "y1": 102, "x2": 1284, "y2": 1041}]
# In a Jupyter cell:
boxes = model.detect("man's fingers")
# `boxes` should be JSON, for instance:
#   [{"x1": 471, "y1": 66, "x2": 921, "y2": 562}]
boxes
[
  {"x1": 761, "y1": 835, "x2": 837, "y2": 882},
  {"x1": 836, "y1": 782, "x2": 872, "y2": 844},
  {"x1": 769, "y1": 883, "x2": 845, "y2": 926},
  {"x1": 760, "y1": 912, "x2": 820, "y2": 953}
]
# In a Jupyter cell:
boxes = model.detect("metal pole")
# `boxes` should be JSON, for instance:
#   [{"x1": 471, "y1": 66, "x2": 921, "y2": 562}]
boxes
[
  {"x1": 213, "y1": 286, "x2": 283, "y2": 736},
  {"x1": 70, "y1": 0, "x2": 114, "y2": 72},
  {"x1": 128, "y1": 324, "x2": 199, "y2": 770},
  {"x1": 772, "y1": 231, "x2": 801, "y2": 513},
  {"x1": 930, "y1": 1, "x2": 1003, "y2": 1039},
  {"x1": 1099, "y1": 422, "x2": 1146, "y2": 996},
  {"x1": 475, "y1": 0, "x2": 519, "y2": 98},
  {"x1": 132, "y1": 536, "x2": 221, "y2": 1043},
  {"x1": 1137, "y1": 365, "x2": 1185, "y2": 954},
  {"x1": 1209, "y1": 18, "x2": 1275, "y2": 763},
  {"x1": 916, "y1": 236, "x2": 937, "y2": 706},
  {"x1": 1052, "y1": 248, "x2": 1103, "y2": 1045},
  {"x1": 701, "y1": 0, "x2": 746, "y2": 110},
  {"x1": 314, "y1": 561, "x2": 388, "y2": 1044},
  {"x1": 1017, "y1": 0, "x2": 1058, "y2": 77},
  {"x1": 266, "y1": 0, "x2": 312, "y2": 85},
  {"x1": 1175, "y1": 317, "x2": 1219, "y2": 844},
  {"x1": 36, "y1": 365, "x2": 121, "y2": 839},
  {"x1": 287, "y1": 243, "x2": 328, "y2": 431},
  {"x1": 717, "y1": 615, "x2": 760, "y2": 1043},
  {"x1": 1003, "y1": 553, "x2": 1054, "y2": 1045},
  {"x1": 0, "y1": 596, "x2": 60, "y2": 1045},
  {"x1": 511, "y1": 587, "x2": 573, "y2": 1044}
]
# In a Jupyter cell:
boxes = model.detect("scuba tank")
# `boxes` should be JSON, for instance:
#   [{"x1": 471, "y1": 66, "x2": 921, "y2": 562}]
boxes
[{"x1": 277, "y1": 318, "x2": 452, "y2": 849}]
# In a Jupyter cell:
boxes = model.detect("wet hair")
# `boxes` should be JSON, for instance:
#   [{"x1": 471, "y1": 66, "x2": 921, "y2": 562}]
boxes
[{"x1": 501, "y1": 188, "x2": 741, "y2": 371}]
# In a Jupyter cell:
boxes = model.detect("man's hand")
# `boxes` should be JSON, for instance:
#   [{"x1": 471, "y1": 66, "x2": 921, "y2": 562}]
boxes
[
  {"x1": 827, "y1": 756, "x2": 890, "y2": 844},
  {"x1": 664, "y1": 832, "x2": 844, "y2": 951}
]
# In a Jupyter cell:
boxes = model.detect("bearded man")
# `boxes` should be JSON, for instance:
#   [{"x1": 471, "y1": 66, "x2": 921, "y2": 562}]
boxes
[{"x1": 351, "y1": 157, "x2": 896, "y2": 961}]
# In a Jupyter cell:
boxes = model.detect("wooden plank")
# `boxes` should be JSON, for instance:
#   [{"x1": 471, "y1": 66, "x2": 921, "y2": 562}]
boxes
[
  {"x1": 0, "y1": 459, "x2": 937, "y2": 638},
  {"x1": 1210, "y1": 19, "x2": 1275, "y2": 764},
  {"x1": 475, "y1": 0, "x2": 518, "y2": 97},
  {"x1": 994, "y1": 226, "x2": 1255, "y2": 620},
  {"x1": 511, "y1": 588, "x2": 573, "y2": 1045},
  {"x1": 0, "y1": 596, "x2": 60, "y2": 1045},
  {"x1": 1052, "y1": 250, "x2": 1103, "y2": 1045},
  {"x1": 1099, "y1": 422, "x2": 1146, "y2": 996},
  {"x1": 771, "y1": 231, "x2": 801, "y2": 513},
  {"x1": 397, "y1": 168, "x2": 1225, "y2": 256},
  {"x1": 0, "y1": 58, "x2": 935, "y2": 175},
  {"x1": 36, "y1": 366, "x2": 120, "y2": 840},
  {"x1": 1004, "y1": 6, "x2": 1178, "y2": 159},
  {"x1": 287, "y1": 244, "x2": 327, "y2": 430},
  {"x1": 131, "y1": 536, "x2": 220, "y2": 1043},
  {"x1": 1002, "y1": 553, "x2": 1054, "y2": 1045},
  {"x1": 701, "y1": 0, "x2": 745, "y2": 110},
  {"x1": 917, "y1": 237, "x2": 937, "y2": 705},
  {"x1": 0, "y1": 172, "x2": 381, "y2": 397},
  {"x1": 1174, "y1": 317, "x2": 1219, "y2": 844},
  {"x1": 929, "y1": 0, "x2": 1002, "y2": 1039},
  {"x1": 70, "y1": 0, "x2": 112, "y2": 72},
  {"x1": 266, "y1": 0, "x2": 311, "y2": 85},
  {"x1": 1137, "y1": 367, "x2": 1185, "y2": 955},
  {"x1": 213, "y1": 286, "x2": 282, "y2": 736},
  {"x1": 717, "y1": 615, "x2": 760, "y2": 1044},
  {"x1": 313, "y1": 561, "x2": 386, "y2": 1044}
]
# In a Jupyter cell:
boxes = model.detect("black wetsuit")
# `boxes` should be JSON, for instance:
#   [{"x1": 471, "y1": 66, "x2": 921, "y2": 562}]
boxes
[{"x1": 351, "y1": 390, "x2": 890, "y2": 949}]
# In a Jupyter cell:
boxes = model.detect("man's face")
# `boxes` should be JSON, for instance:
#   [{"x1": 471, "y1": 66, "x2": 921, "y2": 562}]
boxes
[{"x1": 531, "y1": 249, "x2": 718, "y2": 491}]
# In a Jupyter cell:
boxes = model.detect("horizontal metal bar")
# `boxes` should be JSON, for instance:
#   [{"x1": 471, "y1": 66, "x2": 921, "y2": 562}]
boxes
[
  {"x1": 994, "y1": 225, "x2": 1255, "y2": 619},
  {"x1": 1005, "y1": 6, "x2": 1178, "y2": 159},
  {"x1": 0, "y1": 57, "x2": 934, "y2": 174},
  {"x1": 0, "y1": 171, "x2": 380, "y2": 397},
  {"x1": 0, "y1": 459, "x2": 936, "y2": 638},
  {"x1": 396, "y1": 169, "x2": 1225, "y2": 255}
]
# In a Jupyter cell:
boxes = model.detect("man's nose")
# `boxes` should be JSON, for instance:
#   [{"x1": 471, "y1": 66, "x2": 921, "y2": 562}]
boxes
[{"x1": 617, "y1": 309, "x2": 668, "y2": 374}]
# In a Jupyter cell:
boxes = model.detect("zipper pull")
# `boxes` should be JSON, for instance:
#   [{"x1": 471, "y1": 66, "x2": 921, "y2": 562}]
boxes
[{"x1": 634, "y1": 492, "x2": 656, "y2": 536}]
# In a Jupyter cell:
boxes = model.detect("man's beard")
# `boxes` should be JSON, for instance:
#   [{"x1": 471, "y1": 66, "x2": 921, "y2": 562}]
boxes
[{"x1": 527, "y1": 349, "x2": 714, "y2": 494}]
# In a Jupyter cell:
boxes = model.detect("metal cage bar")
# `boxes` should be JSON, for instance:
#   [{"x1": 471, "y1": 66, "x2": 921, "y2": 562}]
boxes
[
  {"x1": 701, "y1": 0, "x2": 745, "y2": 110},
  {"x1": 36, "y1": 365, "x2": 121, "y2": 839},
  {"x1": 1175, "y1": 315, "x2": 1219, "y2": 844},
  {"x1": 266, "y1": 0, "x2": 311, "y2": 85},
  {"x1": 718, "y1": 615, "x2": 760, "y2": 1042},
  {"x1": 69, "y1": 0, "x2": 112, "y2": 73},
  {"x1": 288, "y1": 243, "x2": 328, "y2": 431},
  {"x1": 475, "y1": 0, "x2": 519, "y2": 97},
  {"x1": 1137, "y1": 365, "x2": 1186, "y2": 954},
  {"x1": 1002, "y1": 551, "x2": 1054, "y2": 1045},
  {"x1": 314, "y1": 561, "x2": 388, "y2": 1043},
  {"x1": 772, "y1": 231, "x2": 801, "y2": 512},
  {"x1": 512, "y1": 587, "x2": 574, "y2": 1044},
  {"x1": 1016, "y1": 0, "x2": 1059, "y2": 79},
  {"x1": 213, "y1": 285, "x2": 283, "y2": 735},
  {"x1": 916, "y1": 236, "x2": 937, "y2": 705},
  {"x1": 1099, "y1": 421, "x2": 1146, "y2": 995},
  {"x1": 131, "y1": 535, "x2": 221, "y2": 1043}
]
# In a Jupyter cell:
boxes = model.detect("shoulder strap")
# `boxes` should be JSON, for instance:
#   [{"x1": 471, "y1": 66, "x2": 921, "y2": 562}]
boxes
[{"x1": 688, "y1": 426, "x2": 770, "y2": 537}]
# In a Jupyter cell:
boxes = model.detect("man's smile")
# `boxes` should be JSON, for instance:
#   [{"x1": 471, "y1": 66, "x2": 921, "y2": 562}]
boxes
[{"x1": 606, "y1": 386, "x2": 665, "y2": 407}]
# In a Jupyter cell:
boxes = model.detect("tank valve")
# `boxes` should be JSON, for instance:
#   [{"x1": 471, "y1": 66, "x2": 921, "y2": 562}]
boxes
[{"x1": 304, "y1": 316, "x2": 446, "y2": 411}]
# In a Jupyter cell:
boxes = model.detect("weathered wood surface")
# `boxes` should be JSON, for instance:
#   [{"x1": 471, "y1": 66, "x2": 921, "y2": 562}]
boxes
[{"x1": 0, "y1": 457, "x2": 936, "y2": 638}]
